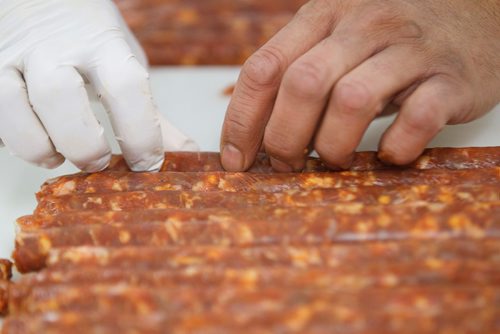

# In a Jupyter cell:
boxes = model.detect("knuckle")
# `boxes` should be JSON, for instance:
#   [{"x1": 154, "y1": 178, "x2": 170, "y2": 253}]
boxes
[
  {"x1": 399, "y1": 20, "x2": 424, "y2": 40},
  {"x1": 405, "y1": 96, "x2": 444, "y2": 132},
  {"x1": 333, "y1": 79, "x2": 374, "y2": 113},
  {"x1": 241, "y1": 46, "x2": 285, "y2": 89},
  {"x1": 283, "y1": 58, "x2": 329, "y2": 99},
  {"x1": 352, "y1": 4, "x2": 423, "y2": 42},
  {"x1": 294, "y1": 2, "x2": 315, "y2": 23},
  {"x1": 295, "y1": 0, "x2": 336, "y2": 27},
  {"x1": 359, "y1": 3, "x2": 402, "y2": 27}
]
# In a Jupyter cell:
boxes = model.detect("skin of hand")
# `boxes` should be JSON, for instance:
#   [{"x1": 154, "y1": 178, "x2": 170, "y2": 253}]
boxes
[
  {"x1": 220, "y1": 0, "x2": 500, "y2": 172},
  {"x1": 0, "y1": 0, "x2": 198, "y2": 172}
]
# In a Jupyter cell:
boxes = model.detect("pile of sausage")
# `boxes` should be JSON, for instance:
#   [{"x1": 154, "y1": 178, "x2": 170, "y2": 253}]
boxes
[
  {"x1": 1, "y1": 147, "x2": 500, "y2": 333},
  {"x1": 114, "y1": 0, "x2": 306, "y2": 65}
]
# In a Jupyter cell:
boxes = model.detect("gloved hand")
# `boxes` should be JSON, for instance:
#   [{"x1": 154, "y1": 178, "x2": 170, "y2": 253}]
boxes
[{"x1": 0, "y1": 0, "x2": 198, "y2": 172}]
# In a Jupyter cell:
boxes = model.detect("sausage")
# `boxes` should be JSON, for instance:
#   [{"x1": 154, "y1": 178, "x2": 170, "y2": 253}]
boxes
[
  {"x1": 5, "y1": 286, "x2": 500, "y2": 334},
  {"x1": 222, "y1": 84, "x2": 235, "y2": 96},
  {"x1": 0, "y1": 259, "x2": 12, "y2": 280},
  {"x1": 44, "y1": 239, "x2": 500, "y2": 271},
  {"x1": 10, "y1": 258, "x2": 500, "y2": 311},
  {"x1": 21, "y1": 198, "x2": 500, "y2": 232},
  {"x1": 115, "y1": 0, "x2": 305, "y2": 65},
  {"x1": 2, "y1": 312, "x2": 173, "y2": 334},
  {"x1": 105, "y1": 148, "x2": 500, "y2": 173},
  {"x1": 0, "y1": 281, "x2": 8, "y2": 316},
  {"x1": 3, "y1": 306, "x2": 499, "y2": 334},
  {"x1": 34, "y1": 182, "x2": 500, "y2": 216},
  {"x1": 37, "y1": 167, "x2": 500, "y2": 198},
  {"x1": 6, "y1": 146, "x2": 500, "y2": 331},
  {"x1": 0, "y1": 259, "x2": 12, "y2": 315},
  {"x1": 13, "y1": 202, "x2": 500, "y2": 272},
  {"x1": 9, "y1": 261, "x2": 500, "y2": 314}
]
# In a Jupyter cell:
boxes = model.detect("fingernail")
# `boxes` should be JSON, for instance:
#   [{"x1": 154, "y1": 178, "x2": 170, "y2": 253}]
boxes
[
  {"x1": 270, "y1": 157, "x2": 293, "y2": 173},
  {"x1": 221, "y1": 144, "x2": 244, "y2": 171}
]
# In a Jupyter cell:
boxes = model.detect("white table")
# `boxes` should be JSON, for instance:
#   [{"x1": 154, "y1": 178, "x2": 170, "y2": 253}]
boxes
[{"x1": 0, "y1": 67, "x2": 499, "y2": 260}]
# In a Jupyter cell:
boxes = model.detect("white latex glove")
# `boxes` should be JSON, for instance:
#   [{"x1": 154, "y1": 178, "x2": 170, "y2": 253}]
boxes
[{"x1": 0, "y1": 0, "x2": 198, "y2": 172}]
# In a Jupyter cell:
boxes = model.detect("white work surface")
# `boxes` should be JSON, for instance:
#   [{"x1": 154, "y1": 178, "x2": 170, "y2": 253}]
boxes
[{"x1": 0, "y1": 66, "x2": 499, "y2": 260}]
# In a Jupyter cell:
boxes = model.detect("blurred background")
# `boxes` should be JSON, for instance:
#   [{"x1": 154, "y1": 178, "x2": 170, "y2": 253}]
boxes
[{"x1": 115, "y1": 0, "x2": 306, "y2": 65}]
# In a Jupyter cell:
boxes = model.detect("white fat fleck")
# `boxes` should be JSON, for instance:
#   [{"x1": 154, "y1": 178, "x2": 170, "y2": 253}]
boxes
[
  {"x1": 54, "y1": 180, "x2": 76, "y2": 196},
  {"x1": 192, "y1": 181, "x2": 205, "y2": 191},
  {"x1": 110, "y1": 201, "x2": 122, "y2": 211}
]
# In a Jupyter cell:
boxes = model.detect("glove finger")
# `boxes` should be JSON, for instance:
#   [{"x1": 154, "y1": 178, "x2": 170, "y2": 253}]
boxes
[
  {"x1": 85, "y1": 38, "x2": 165, "y2": 172},
  {"x1": 24, "y1": 55, "x2": 111, "y2": 172},
  {"x1": 159, "y1": 115, "x2": 199, "y2": 152},
  {"x1": 0, "y1": 68, "x2": 64, "y2": 168},
  {"x1": 108, "y1": 1, "x2": 149, "y2": 68}
]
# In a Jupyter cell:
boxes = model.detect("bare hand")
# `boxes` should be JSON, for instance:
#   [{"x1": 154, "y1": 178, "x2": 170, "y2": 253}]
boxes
[{"x1": 221, "y1": 0, "x2": 500, "y2": 171}]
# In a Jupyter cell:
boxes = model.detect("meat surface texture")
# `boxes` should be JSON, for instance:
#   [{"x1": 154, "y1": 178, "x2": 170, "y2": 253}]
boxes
[{"x1": 2, "y1": 147, "x2": 500, "y2": 333}]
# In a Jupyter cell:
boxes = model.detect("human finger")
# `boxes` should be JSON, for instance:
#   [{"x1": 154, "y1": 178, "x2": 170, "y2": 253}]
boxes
[
  {"x1": 378, "y1": 76, "x2": 472, "y2": 165},
  {"x1": 87, "y1": 39, "x2": 164, "y2": 172},
  {"x1": 314, "y1": 46, "x2": 426, "y2": 168},
  {"x1": 0, "y1": 68, "x2": 64, "y2": 168},
  {"x1": 261, "y1": 23, "x2": 414, "y2": 171},
  {"x1": 23, "y1": 56, "x2": 111, "y2": 172},
  {"x1": 220, "y1": 0, "x2": 337, "y2": 171}
]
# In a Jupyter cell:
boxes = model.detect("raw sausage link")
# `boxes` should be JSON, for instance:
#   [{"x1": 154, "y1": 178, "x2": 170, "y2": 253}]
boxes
[
  {"x1": 34, "y1": 184, "x2": 500, "y2": 216},
  {"x1": 0, "y1": 281, "x2": 8, "y2": 316},
  {"x1": 14, "y1": 202, "x2": 500, "y2": 273},
  {"x1": 0, "y1": 259, "x2": 12, "y2": 280},
  {"x1": 105, "y1": 148, "x2": 500, "y2": 172},
  {"x1": 19, "y1": 200, "x2": 500, "y2": 231},
  {"x1": 10, "y1": 260, "x2": 500, "y2": 311},
  {"x1": 37, "y1": 167, "x2": 500, "y2": 198},
  {"x1": 0, "y1": 259, "x2": 12, "y2": 315},
  {"x1": 11, "y1": 284, "x2": 500, "y2": 316},
  {"x1": 44, "y1": 239, "x2": 500, "y2": 270},
  {"x1": 5, "y1": 286, "x2": 500, "y2": 334},
  {"x1": 3, "y1": 307, "x2": 499, "y2": 334}
]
